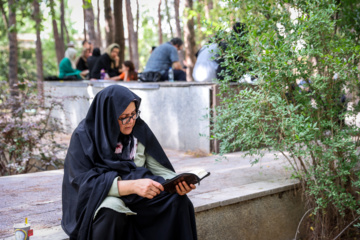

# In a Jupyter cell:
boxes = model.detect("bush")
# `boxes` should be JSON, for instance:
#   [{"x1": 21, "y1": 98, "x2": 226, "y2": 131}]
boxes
[
  {"x1": 211, "y1": 0, "x2": 360, "y2": 238},
  {"x1": 0, "y1": 81, "x2": 67, "y2": 175}
]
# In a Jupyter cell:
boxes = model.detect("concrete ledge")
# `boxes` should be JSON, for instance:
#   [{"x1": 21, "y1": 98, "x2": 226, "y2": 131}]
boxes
[
  {"x1": 196, "y1": 189, "x2": 303, "y2": 240},
  {"x1": 192, "y1": 179, "x2": 299, "y2": 213}
]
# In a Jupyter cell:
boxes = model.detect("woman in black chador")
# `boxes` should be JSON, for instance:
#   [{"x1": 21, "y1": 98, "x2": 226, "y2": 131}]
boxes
[{"x1": 61, "y1": 85, "x2": 197, "y2": 240}]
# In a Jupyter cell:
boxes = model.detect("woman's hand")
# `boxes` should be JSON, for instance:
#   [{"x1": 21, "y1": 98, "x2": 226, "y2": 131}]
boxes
[
  {"x1": 134, "y1": 179, "x2": 164, "y2": 199},
  {"x1": 114, "y1": 56, "x2": 120, "y2": 68},
  {"x1": 175, "y1": 181, "x2": 196, "y2": 196}
]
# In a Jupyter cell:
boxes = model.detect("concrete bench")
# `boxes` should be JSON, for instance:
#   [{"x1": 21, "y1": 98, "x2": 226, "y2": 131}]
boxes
[{"x1": 0, "y1": 149, "x2": 304, "y2": 240}]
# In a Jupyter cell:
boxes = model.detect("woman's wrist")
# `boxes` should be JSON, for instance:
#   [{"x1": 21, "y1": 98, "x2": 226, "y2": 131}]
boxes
[{"x1": 117, "y1": 180, "x2": 136, "y2": 196}]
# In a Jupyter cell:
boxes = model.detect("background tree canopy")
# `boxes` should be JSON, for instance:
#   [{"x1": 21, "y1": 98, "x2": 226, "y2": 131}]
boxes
[{"x1": 0, "y1": 0, "x2": 241, "y2": 83}]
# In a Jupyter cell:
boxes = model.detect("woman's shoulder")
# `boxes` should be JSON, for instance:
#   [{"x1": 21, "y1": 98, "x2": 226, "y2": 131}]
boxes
[{"x1": 60, "y1": 57, "x2": 70, "y2": 64}]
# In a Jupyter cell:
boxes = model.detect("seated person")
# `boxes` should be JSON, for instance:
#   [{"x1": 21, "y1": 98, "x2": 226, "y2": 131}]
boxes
[
  {"x1": 82, "y1": 40, "x2": 93, "y2": 56},
  {"x1": 59, "y1": 48, "x2": 88, "y2": 80},
  {"x1": 90, "y1": 43, "x2": 120, "y2": 80},
  {"x1": 88, "y1": 48, "x2": 101, "y2": 76},
  {"x1": 76, "y1": 47, "x2": 91, "y2": 71},
  {"x1": 61, "y1": 85, "x2": 197, "y2": 240},
  {"x1": 64, "y1": 41, "x2": 75, "y2": 58},
  {"x1": 143, "y1": 38, "x2": 186, "y2": 81},
  {"x1": 111, "y1": 60, "x2": 138, "y2": 81},
  {"x1": 192, "y1": 42, "x2": 220, "y2": 82}
]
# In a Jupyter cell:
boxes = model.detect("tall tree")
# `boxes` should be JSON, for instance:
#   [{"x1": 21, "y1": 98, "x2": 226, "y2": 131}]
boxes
[
  {"x1": 174, "y1": 0, "x2": 182, "y2": 38},
  {"x1": 113, "y1": 0, "x2": 125, "y2": 64},
  {"x1": 83, "y1": 0, "x2": 98, "y2": 47},
  {"x1": 96, "y1": 0, "x2": 102, "y2": 48},
  {"x1": 184, "y1": 0, "x2": 196, "y2": 81},
  {"x1": 165, "y1": 0, "x2": 174, "y2": 37},
  {"x1": 125, "y1": 0, "x2": 139, "y2": 69},
  {"x1": 83, "y1": 6, "x2": 87, "y2": 40},
  {"x1": 158, "y1": 0, "x2": 163, "y2": 45},
  {"x1": 174, "y1": 0, "x2": 185, "y2": 67},
  {"x1": 0, "y1": 0, "x2": 8, "y2": 29},
  {"x1": 32, "y1": 0, "x2": 44, "y2": 101},
  {"x1": 60, "y1": 0, "x2": 66, "y2": 52},
  {"x1": 204, "y1": 0, "x2": 213, "y2": 19},
  {"x1": 49, "y1": 0, "x2": 64, "y2": 65},
  {"x1": 7, "y1": 0, "x2": 18, "y2": 97},
  {"x1": 104, "y1": 0, "x2": 114, "y2": 46}
]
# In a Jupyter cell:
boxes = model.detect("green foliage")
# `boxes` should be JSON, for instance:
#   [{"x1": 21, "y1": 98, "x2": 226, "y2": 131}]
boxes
[
  {"x1": 192, "y1": 0, "x2": 245, "y2": 47},
  {"x1": 137, "y1": 9, "x2": 160, "y2": 71},
  {"x1": 0, "y1": 81, "x2": 67, "y2": 176},
  {"x1": 211, "y1": 0, "x2": 360, "y2": 238},
  {"x1": 0, "y1": 47, "x2": 58, "y2": 82}
]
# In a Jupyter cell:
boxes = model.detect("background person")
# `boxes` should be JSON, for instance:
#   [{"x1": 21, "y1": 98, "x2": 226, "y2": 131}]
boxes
[
  {"x1": 82, "y1": 40, "x2": 93, "y2": 56},
  {"x1": 90, "y1": 43, "x2": 120, "y2": 79},
  {"x1": 76, "y1": 47, "x2": 91, "y2": 71},
  {"x1": 111, "y1": 60, "x2": 138, "y2": 81},
  {"x1": 192, "y1": 42, "x2": 220, "y2": 82},
  {"x1": 143, "y1": 38, "x2": 186, "y2": 81},
  {"x1": 64, "y1": 41, "x2": 75, "y2": 59},
  {"x1": 59, "y1": 48, "x2": 88, "y2": 80},
  {"x1": 61, "y1": 85, "x2": 197, "y2": 240},
  {"x1": 87, "y1": 48, "x2": 101, "y2": 79}
]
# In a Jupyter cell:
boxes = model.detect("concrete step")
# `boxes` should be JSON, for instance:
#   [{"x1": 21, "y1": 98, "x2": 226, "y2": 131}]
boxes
[{"x1": 0, "y1": 150, "x2": 303, "y2": 240}]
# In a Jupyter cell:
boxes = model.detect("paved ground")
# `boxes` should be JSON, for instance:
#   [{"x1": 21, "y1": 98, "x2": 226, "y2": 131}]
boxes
[{"x1": 0, "y1": 148, "x2": 295, "y2": 240}]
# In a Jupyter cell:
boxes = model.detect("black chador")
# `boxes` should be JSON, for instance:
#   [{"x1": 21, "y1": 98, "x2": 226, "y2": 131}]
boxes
[{"x1": 61, "y1": 85, "x2": 197, "y2": 240}]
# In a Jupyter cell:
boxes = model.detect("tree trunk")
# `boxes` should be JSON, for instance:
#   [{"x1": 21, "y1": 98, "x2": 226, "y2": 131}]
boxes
[
  {"x1": 64, "y1": 20, "x2": 70, "y2": 43},
  {"x1": 113, "y1": 0, "x2": 125, "y2": 65},
  {"x1": 83, "y1": 0, "x2": 98, "y2": 47},
  {"x1": 49, "y1": 0, "x2": 64, "y2": 64},
  {"x1": 96, "y1": 0, "x2": 102, "y2": 48},
  {"x1": 184, "y1": 0, "x2": 196, "y2": 81},
  {"x1": 158, "y1": 0, "x2": 163, "y2": 45},
  {"x1": 204, "y1": 0, "x2": 213, "y2": 19},
  {"x1": 0, "y1": 0, "x2": 8, "y2": 29},
  {"x1": 83, "y1": 6, "x2": 87, "y2": 40},
  {"x1": 125, "y1": 0, "x2": 133, "y2": 62},
  {"x1": 104, "y1": 0, "x2": 114, "y2": 46},
  {"x1": 174, "y1": 0, "x2": 182, "y2": 38},
  {"x1": 60, "y1": 0, "x2": 65, "y2": 43},
  {"x1": 125, "y1": 0, "x2": 139, "y2": 70},
  {"x1": 135, "y1": 0, "x2": 139, "y2": 69},
  {"x1": 57, "y1": 0, "x2": 65, "y2": 59},
  {"x1": 33, "y1": 0, "x2": 44, "y2": 102},
  {"x1": 165, "y1": 0, "x2": 173, "y2": 37},
  {"x1": 60, "y1": 0, "x2": 70, "y2": 43},
  {"x1": 8, "y1": 0, "x2": 19, "y2": 97},
  {"x1": 174, "y1": 0, "x2": 184, "y2": 67}
]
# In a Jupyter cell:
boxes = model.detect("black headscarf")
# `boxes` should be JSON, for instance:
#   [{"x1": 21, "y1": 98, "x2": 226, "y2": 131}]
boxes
[{"x1": 61, "y1": 85, "x2": 174, "y2": 240}]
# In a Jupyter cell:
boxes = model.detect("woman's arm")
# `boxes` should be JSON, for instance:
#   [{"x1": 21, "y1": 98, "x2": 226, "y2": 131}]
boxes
[{"x1": 117, "y1": 179, "x2": 164, "y2": 199}]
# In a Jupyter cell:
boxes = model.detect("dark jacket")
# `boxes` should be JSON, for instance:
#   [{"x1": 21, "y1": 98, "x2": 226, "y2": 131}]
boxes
[{"x1": 90, "y1": 53, "x2": 119, "y2": 79}]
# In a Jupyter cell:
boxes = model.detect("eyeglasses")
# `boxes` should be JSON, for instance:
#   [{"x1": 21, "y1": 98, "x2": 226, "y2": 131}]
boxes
[{"x1": 118, "y1": 110, "x2": 140, "y2": 125}]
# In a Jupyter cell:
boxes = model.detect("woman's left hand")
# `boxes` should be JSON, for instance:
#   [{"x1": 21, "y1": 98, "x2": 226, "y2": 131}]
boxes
[{"x1": 175, "y1": 181, "x2": 196, "y2": 195}]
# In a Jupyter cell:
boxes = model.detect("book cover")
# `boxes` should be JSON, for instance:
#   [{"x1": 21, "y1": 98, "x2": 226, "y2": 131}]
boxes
[{"x1": 162, "y1": 169, "x2": 210, "y2": 194}]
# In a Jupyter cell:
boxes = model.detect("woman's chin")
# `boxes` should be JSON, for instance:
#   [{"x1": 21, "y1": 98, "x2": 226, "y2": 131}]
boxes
[{"x1": 121, "y1": 128, "x2": 133, "y2": 135}]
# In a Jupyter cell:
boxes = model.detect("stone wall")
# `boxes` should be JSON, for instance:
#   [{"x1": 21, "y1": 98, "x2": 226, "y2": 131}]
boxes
[
  {"x1": 195, "y1": 189, "x2": 305, "y2": 240},
  {"x1": 44, "y1": 81, "x2": 214, "y2": 153}
]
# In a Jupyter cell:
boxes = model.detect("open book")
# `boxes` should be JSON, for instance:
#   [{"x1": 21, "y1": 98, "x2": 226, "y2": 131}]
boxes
[{"x1": 162, "y1": 169, "x2": 210, "y2": 194}]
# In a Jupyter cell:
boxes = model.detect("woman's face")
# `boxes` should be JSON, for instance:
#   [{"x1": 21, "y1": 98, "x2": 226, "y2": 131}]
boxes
[
  {"x1": 110, "y1": 48, "x2": 120, "y2": 59},
  {"x1": 84, "y1": 49, "x2": 91, "y2": 58},
  {"x1": 121, "y1": 64, "x2": 129, "y2": 72},
  {"x1": 118, "y1": 102, "x2": 136, "y2": 135}
]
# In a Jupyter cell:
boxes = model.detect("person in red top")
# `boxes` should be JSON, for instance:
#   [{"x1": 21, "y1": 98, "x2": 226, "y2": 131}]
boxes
[{"x1": 112, "y1": 60, "x2": 138, "y2": 81}]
